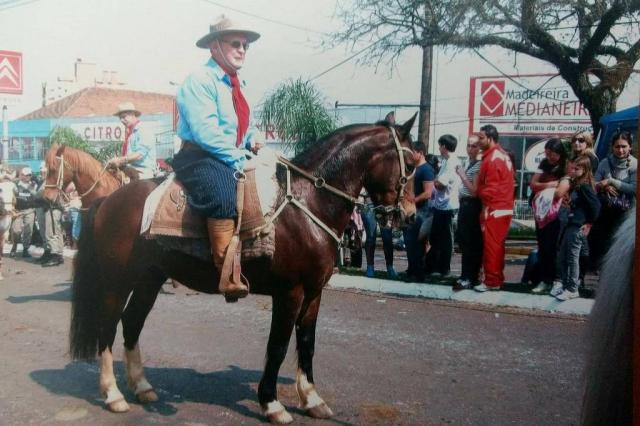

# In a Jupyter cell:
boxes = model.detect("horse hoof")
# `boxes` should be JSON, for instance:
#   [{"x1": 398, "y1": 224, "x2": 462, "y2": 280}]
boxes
[
  {"x1": 307, "y1": 402, "x2": 334, "y2": 419},
  {"x1": 267, "y1": 409, "x2": 293, "y2": 424},
  {"x1": 137, "y1": 389, "x2": 158, "y2": 403},
  {"x1": 107, "y1": 398, "x2": 130, "y2": 413}
]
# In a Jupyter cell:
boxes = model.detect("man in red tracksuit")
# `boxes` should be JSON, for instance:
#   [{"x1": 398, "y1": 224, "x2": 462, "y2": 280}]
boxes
[{"x1": 474, "y1": 124, "x2": 514, "y2": 291}]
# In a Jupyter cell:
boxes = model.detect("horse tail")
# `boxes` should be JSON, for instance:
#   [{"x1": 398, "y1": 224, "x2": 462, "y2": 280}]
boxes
[
  {"x1": 581, "y1": 208, "x2": 634, "y2": 425},
  {"x1": 69, "y1": 199, "x2": 104, "y2": 360}
]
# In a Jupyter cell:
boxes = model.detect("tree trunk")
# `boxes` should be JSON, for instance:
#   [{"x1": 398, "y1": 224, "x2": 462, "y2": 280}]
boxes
[{"x1": 418, "y1": 45, "x2": 433, "y2": 151}]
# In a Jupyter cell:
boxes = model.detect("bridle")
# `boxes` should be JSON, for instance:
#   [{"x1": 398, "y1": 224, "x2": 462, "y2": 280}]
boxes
[
  {"x1": 44, "y1": 154, "x2": 110, "y2": 203},
  {"x1": 271, "y1": 126, "x2": 415, "y2": 245}
]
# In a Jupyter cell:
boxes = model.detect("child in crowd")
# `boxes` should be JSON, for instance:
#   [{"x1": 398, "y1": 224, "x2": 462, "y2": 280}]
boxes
[{"x1": 553, "y1": 156, "x2": 601, "y2": 301}]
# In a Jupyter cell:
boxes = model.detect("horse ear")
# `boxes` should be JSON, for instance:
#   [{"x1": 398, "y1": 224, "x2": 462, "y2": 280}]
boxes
[
  {"x1": 399, "y1": 112, "x2": 418, "y2": 140},
  {"x1": 384, "y1": 111, "x2": 396, "y2": 124}
]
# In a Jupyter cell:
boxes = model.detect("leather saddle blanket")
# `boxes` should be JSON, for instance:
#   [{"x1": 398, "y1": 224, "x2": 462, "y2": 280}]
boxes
[{"x1": 140, "y1": 148, "x2": 280, "y2": 261}]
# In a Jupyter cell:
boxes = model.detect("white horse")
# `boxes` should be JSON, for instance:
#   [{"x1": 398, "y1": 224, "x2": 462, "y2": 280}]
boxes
[
  {"x1": 0, "y1": 178, "x2": 17, "y2": 280},
  {"x1": 581, "y1": 207, "x2": 634, "y2": 424}
]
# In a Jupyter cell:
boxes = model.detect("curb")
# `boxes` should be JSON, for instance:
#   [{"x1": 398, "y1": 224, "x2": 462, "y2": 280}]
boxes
[{"x1": 329, "y1": 274, "x2": 593, "y2": 316}]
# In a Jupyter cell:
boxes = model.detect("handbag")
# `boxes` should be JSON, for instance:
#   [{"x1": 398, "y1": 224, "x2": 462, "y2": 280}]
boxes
[
  {"x1": 532, "y1": 187, "x2": 562, "y2": 228},
  {"x1": 598, "y1": 190, "x2": 631, "y2": 213},
  {"x1": 599, "y1": 157, "x2": 632, "y2": 213}
]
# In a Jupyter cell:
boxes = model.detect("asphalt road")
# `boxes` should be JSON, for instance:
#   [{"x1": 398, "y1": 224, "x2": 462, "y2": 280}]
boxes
[{"x1": 0, "y1": 255, "x2": 587, "y2": 425}]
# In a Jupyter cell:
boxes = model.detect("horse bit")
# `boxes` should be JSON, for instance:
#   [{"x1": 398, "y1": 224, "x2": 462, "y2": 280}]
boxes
[{"x1": 271, "y1": 126, "x2": 415, "y2": 245}]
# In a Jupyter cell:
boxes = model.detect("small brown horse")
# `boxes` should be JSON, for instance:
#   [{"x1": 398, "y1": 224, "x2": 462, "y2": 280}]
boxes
[
  {"x1": 44, "y1": 143, "x2": 123, "y2": 208},
  {"x1": 46, "y1": 116, "x2": 417, "y2": 423}
]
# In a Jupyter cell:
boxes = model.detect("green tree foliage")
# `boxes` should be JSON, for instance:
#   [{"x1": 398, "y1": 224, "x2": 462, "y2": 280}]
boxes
[
  {"x1": 328, "y1": 0, "x2": 640, "y2": 134},
  {"x1": 261, "y1": 78, "x2": 338, "y2": 155},
  {"x1": 48, "y1": 126, "x2": 121, "y2": 163}
]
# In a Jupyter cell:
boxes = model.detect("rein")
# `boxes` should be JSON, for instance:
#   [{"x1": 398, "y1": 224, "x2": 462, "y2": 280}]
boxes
[
  {"x1": 44, "y1": 154, "x2": 111, "y2": 202},
  {"x1": 268, "y1": 126, "x2": 413, "y2": 245}
]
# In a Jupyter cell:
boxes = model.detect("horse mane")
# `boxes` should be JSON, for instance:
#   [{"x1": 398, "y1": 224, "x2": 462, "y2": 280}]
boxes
[
  {"x1": 291, "y1": 123, "x2": 388, "y2": 180},
  {"x1": 581, "y1": 208, "x2": 634, "y2": 425},
  {"x1": 54, "y1": 145, "x2": 120, "y2": 191}
]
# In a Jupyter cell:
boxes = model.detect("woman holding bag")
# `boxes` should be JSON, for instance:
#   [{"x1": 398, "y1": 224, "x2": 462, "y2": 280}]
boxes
[{"x1": 589, "y1": 131, "x2": 637, "y2": 268}]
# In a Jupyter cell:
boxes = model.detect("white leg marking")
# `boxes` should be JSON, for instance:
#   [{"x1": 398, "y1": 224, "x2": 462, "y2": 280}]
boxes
[
  {"x1": 124, "y1": 344, "x2": 153, "y2": 394},
  {"x1": 296, "y1": 369, "x2": 324, "y2": 409},
  {"x1": 264, "y1": 400, "x2": 287, "y2": 416},
  {"x1": 99, "y1": 349, "x2": 124, "y2": 404}
]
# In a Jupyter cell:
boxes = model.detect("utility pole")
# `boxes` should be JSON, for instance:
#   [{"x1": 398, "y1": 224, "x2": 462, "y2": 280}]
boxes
[
  {"x1": 1, "y1": 105, "x2": 8, "y2": 164},
  {"x1": 417, "y1": 44, "x2": 433, "y2": 152}
]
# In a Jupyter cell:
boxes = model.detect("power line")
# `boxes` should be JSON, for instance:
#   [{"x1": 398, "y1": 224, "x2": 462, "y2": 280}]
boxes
[
  {"x1": 310, "y1": 38, "x2": 385, "y2": 81},
  {"x1": 199, "y1": 0, "x2": 326, "y2": 35}
]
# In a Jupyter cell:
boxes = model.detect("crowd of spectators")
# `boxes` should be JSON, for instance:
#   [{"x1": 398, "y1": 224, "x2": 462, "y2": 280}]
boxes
[
  {"x1": 1, "y1": 162, "x2": 81, "y2": 266},
  {"x1": 348, "y1": 125, "x2": 636, "y2": 301}
]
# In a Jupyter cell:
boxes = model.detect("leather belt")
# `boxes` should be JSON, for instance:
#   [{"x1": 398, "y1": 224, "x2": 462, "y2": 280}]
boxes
[{"x1": 180, "y1": 140, "x2": 202, "y2": 152}]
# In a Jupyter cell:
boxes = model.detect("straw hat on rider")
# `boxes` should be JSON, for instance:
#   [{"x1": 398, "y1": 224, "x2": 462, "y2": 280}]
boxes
[
  {"x1": 113, "y1": 102, "x2": 141, "y2": 117},
  {"x1": 196, "y1": 14, "x2": 260, "y2": 48}
]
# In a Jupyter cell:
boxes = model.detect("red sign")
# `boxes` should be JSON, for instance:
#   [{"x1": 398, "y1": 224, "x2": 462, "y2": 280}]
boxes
[
  {"x1": 479, "y1": 80, "x2": 505, "y2": 116},
  {"x1": 0, "y1": 50, "x2": 22, "y2": 94}
]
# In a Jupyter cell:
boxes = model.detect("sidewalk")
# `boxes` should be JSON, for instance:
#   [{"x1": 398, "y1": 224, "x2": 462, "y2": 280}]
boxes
[{"x1": 328, "y1": 274, "x2": 593, "y2": 316}]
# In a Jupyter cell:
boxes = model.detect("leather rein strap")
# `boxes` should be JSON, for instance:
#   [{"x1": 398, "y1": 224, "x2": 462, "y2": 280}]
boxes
[{"x1": 269, "y1": 126, "x2": 413, "y2": 245}]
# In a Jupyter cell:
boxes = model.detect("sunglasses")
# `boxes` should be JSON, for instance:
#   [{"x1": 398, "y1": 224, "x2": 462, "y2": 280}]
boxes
[
  {"x1": 222, "y1": 40, "x2": 249, "y2": 50},
  {"x1": 573, "y1": 137, "x2": 585, "y2": 143}
]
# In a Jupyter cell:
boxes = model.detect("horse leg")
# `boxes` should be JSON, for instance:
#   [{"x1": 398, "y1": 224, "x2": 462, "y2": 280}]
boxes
[
  {"x1": 98, "y1": 291, "x2": 131, "y2": 413},
  {"x1": 295, "y1": 291, "x2": 333, "y2": 419},
  {"x1": 121, "y1": 271, "x2": 166, "y2": 404},
  {"x1": 258, "y1": 286, "x2": 304, "y2": 424}
]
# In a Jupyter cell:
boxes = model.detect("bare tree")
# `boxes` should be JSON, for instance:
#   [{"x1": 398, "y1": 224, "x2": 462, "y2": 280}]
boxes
[{"x1": 328, "y1": 0, "x2": 640, "y2": 136}]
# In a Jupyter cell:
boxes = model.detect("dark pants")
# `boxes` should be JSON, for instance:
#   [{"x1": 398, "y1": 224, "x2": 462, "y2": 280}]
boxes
[
  {"x1": 457, "y1": 198, "x2": 483, "y2": 283},
  {"x1": 403, "y1": 215, "x2": 425, "y2": 278},
  {"x1": 172, "y1": 148, "x2": 237, "y2": 219},
  {"x1": 361, "y1": 209, "x2": 394, "y2": 267},
  {"x1": 426, "y1": 209, "x2": 456, "y2": 275},
  {"x1": 588, "y1": 206, "x2": 626, "y2": 271},
  {"x1": 535, "y1": 218, "x2": 561, "y2": 284}
]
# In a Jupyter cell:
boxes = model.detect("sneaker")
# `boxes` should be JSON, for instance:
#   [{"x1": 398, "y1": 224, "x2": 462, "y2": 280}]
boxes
[
  {"x1": 453, "y1": 279, "x2": 471, "y2": 291},
  {"x1": 556, "y1": 289, "x2": 579, "y2": 301},
  {"x1": 22, "y1": 248, "x2": 32, "y2": 258},
  {"x1": 386, "y1": 266, "x2": 399, "y2": 280},
  {"x1": 531, "y1": 282, "x2": 550, "y2": 294},
  {"x1": 473, "y1": 283, "x2": 501, "y2": 292},
  {"x1": 549, "y1": 281, "x2": 564, "y2": 297},
  {"x1": 366, "y1": 265, "x2": 375, "y2": 278}
]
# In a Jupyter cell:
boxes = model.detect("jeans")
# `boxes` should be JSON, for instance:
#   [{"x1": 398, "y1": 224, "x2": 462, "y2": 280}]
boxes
[
  {"x1": 361, "y1": 209, "x2": 394, "y2": 267},
  {"x1": 70, "y1": 208, "x2": 81, "y2": 241},
  {"x1": 558, "y1": 225, "x2": 587, "y2": 292}
]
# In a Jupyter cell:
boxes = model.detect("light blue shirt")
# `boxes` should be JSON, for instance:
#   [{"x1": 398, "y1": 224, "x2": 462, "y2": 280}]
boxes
[
  {"x1": 176, "y1": 58, "x2": 257, "y2": 171},
  {"x1": 128, "y1": 124, "x2": 157, "y2": 178}
]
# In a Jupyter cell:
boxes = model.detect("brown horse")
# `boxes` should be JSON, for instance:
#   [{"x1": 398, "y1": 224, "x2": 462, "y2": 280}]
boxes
[
  {"x1": 44, "y1": 143, "x2": 123, "y2": 208},
  {"x1": 49, "y1": 116, "x2": 417, "y2": 423}
]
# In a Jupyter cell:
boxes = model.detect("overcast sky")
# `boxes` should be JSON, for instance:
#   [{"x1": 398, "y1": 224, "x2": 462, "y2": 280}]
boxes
[{"x1": 1, "y1": 0, "x2": 638, "y2": 140}]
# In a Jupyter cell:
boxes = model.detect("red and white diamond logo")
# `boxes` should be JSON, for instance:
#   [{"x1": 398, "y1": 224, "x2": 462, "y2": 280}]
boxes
[
  {"x1": 480, "y1": 80, "x2": 504, "y2": 116},
  {"x1": 0, "y1": 50, "x2": 23, "y2": 95}
]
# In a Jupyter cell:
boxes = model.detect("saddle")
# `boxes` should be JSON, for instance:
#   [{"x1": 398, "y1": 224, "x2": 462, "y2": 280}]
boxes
[{"x1": 140, "y1": 149, "x2": 280, "y2": 262}]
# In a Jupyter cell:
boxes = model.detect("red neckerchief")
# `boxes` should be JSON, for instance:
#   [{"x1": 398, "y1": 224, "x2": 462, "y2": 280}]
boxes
[
  {"x1": 218, "y1": 61, "x2": 250, "y2": 147},
  {"x1": 121, "y1": 120, "x2": 139, "y2": 156}
]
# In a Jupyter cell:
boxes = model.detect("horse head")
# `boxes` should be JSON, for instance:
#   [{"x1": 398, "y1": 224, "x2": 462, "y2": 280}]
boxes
[
  {"x1": 364, "y1": 112, "x2": 417, "y2": 227},
  {"x1": 43, "y1": 143, "x2": 73, "y2": 203}
]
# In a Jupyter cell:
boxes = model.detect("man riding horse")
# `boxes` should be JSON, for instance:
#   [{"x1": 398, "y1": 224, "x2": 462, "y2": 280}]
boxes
[{"x1": 172, "y1": 15, "x2": 263, "y2": 302}]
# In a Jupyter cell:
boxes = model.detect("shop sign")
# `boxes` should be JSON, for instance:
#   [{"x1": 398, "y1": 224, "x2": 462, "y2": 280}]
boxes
[
  {"x1": 0, "y1": 50, "x2": 23, "y2": 95},
  {"x1": 523, "y1": 139, "x2": 548, "y2": 171},
  {"x1": 469, "y1": 74, "x2": 592, "y2": 136}
]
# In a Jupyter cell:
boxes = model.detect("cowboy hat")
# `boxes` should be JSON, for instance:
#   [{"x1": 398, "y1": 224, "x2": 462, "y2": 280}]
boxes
[
  {"x1": 113, "y1": 102, "x2": 141, "y2": 117},
  {"x1": 196, "y1": 14, "x2": 260, "y2": 49}
]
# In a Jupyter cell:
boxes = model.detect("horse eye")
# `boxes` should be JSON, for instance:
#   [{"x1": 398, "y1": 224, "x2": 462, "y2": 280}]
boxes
[{"x1": 406, "y1": 164, "x2": 415, "y2": 173}]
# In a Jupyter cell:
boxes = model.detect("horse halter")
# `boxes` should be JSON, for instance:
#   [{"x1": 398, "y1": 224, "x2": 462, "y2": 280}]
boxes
[
  {"x1": 44, "y1": 154, "x2": 109, "y2": 203},
  {"x1": 372, "y1": 126, "x2": 416, "y2": 218},
  {"x1": 273, "y1": 126, "x2": 415, "y2": 245}
]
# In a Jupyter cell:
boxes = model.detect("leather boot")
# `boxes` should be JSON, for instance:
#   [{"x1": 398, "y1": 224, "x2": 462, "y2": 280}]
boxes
[{"x1": 207, "y1": 218, "x2": 248, "y2": 301}]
